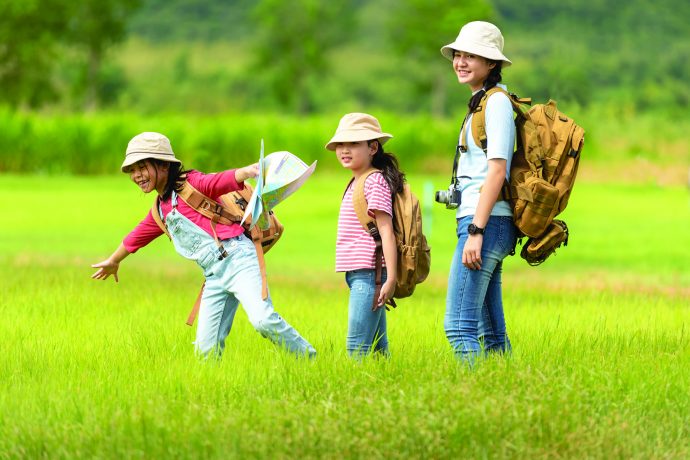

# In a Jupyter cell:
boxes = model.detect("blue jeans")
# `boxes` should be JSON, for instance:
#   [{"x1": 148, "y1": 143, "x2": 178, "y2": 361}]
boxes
[
  {"x1": 444, "y1": 215, "x2": 517, "y2": 363},
  {"x1": 345, "y1": 269, "x2": 389, "y2": 357}
]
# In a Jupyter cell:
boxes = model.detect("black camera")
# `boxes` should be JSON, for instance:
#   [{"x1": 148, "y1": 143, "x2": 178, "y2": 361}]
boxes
[{"x1": 434, "y1": 184, "x2": 461, "y2": 209}]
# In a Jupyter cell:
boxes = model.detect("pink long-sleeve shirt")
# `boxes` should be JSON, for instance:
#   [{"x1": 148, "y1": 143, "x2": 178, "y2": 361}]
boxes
[{"x1": 123, "y1": 169, "x2": 246, "y2": 253}]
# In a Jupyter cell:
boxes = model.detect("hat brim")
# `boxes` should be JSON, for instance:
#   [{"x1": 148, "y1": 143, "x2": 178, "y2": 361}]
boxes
[
  {"x1": 325, "y1": 131, "x2": 393, "y2": 151},
  {"x1": 121, "y1": 152, "x2": 181, "y2": 172},
  {"x1": 440, "y1": 41, "x2": 512, "y2": 67}
]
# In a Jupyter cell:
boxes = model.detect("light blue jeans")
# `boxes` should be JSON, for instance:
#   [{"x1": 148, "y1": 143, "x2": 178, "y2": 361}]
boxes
[
  {"x1": 165, "y1": 193, "x2": 316, "y2": 359},
  {"x1": 444, "y1": 215, "x2": 517, "y2": 364},
  {"x1": 345, "y1": 269, "x2": 389, "y2": 358}
]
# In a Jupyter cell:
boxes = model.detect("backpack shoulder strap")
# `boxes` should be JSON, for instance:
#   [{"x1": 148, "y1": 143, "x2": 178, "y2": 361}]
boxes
[
  {"x1": 352, "y1": 168, "x2": 385, "y2": 309},
  {"x1": 177, "y1": 180, "x2": 243, "y2": 224},
  {"x1": 466, "y1": 88, "x2": 531, "y2": 202},
  {"x1": 467, "y1": 86, "x2": 510, "y2": 153},
  {"x1": 460, "y1": 88, "x2": 531, "y2": 154},
  {"x1": 352, "y1": 168, "x2": 380, "y2": 233},
  {"x1": 150, "y1": 196, "x2": 171, "y2": 240}
]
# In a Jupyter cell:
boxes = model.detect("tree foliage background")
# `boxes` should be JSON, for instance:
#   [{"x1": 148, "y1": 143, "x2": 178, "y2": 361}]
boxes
[{"x1": 0, "y1": 0, "x2": 688, "y2": 114}]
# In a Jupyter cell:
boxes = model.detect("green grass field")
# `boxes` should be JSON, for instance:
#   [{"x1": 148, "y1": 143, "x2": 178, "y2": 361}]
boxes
[{"x1": 1, "y1": 173, "x2": 688, "y2": 458}]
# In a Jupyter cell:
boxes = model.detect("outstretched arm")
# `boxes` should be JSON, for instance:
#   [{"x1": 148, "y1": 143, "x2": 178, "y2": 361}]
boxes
[
  {"x1": 191, "y1": 163, "x2": 260, "y2": 198},
  {"x1": 235, "y1": 163, "x2": 260, "y2": 183},
  {"x1": 91, "y1": 243, "x2": 130, "y2": 283}
]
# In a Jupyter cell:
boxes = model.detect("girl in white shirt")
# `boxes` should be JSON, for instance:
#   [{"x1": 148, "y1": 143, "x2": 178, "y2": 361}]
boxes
[{"x1": 440, "y1": 21, "x2": 518, "y2": 364}]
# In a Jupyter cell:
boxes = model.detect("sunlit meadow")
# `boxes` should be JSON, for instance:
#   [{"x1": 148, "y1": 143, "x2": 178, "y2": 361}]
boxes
[{"x1": 0, "y1": 173, "x2": 688, "y2": 458}]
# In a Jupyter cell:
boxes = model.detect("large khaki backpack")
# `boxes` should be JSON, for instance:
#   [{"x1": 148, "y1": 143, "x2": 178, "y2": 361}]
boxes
[
  {"x1": 350, "y1": 169, "x2": 431, "y2": 308},
  {"x1": 460, "y1": 87, "x2": 585, "y2": 265},
  {"x1": 151, "y1": 180, "x2": 283, "y2": 324}
]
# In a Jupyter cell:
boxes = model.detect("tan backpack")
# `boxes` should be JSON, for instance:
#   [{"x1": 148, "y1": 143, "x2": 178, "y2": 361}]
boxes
[
  {"x1": 460, "y1": 87, "x2": 585, "y2": 265},
  {"x1": 350, "y1": 169, "x2": 431, "y2": 308},
  {"x1": 151, "y1": 180, "x2": 283, "y2": 324}
]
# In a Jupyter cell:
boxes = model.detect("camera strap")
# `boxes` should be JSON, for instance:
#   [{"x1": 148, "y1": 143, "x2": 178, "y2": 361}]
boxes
[{"x1": 451, "y1": 111, "x2": 471, "y2": 186}]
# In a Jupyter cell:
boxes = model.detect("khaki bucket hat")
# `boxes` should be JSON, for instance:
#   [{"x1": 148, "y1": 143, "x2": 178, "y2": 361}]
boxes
[
  {"x1": 440, "y1": 21, "x2": 511, "y2": 66},
  {"x1": 121, "y1": 132, "x2": 181, "y2": 172},
  {"x1": 325, "y1": 113, "x2": 393, "y2": 151}
]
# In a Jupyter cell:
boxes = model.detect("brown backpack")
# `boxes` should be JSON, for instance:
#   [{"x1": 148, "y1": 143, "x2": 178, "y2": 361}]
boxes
[
  {"x1": 151, "y1": 180, "x2": 283, "y2": 324},
  {"x1": 460, "y1": 87, "x2": 585, "y2": 265},
  {"x1": 351, "y1": 169, "x2": 431, "y2": 308}
]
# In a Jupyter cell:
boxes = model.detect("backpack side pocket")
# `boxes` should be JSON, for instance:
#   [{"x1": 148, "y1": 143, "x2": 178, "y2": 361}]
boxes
[
  {"x1": 520, "y1": 220, "x2": 569, "y2": 265},
  {"x1": 513, "y1": 175, "x2": 559, "y2": 238}
]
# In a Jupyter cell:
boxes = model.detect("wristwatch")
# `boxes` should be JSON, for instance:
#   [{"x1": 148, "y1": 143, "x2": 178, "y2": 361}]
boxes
[{"x1": 468, "y1": 223, "x2": 485, "y2": 235}]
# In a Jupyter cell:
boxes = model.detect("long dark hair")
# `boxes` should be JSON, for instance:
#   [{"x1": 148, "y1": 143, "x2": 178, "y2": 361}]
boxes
[
  {"x1": 468, "y1": 60, "x2": 503, "y2": 112},
  {"x1": 368, "y1": 140, "x2": 405, "y2": 195},
  {"x1": 151, "y1": 159, "x2": 191, "y2": 200}
]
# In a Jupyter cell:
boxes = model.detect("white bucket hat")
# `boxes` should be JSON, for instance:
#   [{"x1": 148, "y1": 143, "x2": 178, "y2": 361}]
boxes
[
  {"x1": 440, "y1": 21, "x2": 512, "y2": 67},
  {"x1": 325, "y1": 113, "x2": 393, "y2": 151},
  {"x1": 121, "y1": 132, "x2": 181, "y2": 172}
]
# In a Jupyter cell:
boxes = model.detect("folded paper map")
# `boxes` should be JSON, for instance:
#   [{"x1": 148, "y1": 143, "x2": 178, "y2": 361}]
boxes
[{"x1": 241, "y1": 139, "x2": 317, "y2": 230}]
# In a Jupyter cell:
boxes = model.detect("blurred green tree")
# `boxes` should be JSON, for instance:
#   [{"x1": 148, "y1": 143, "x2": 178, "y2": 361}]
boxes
[
  {"x1": 0, "y1": 0, "x2": 140, "y2": 110},
  {"x1": 495, "y1": 0, "x2": 690, "y2": 110},
  {"x1": 68, "y1": 0, "x2": 142, "y2": 110},
  {"x1": 249, "y1": 0, "x2": 357, "y2": 114},
  {"x1": 128, "y1": 0, "x2": 255, "y2": 41},
  {"x1": 382, "y1": 0, "x2": 493, "y2": 116},
  {"x1": 0, "y1": 0, "x2": 71, "y2": 107}
]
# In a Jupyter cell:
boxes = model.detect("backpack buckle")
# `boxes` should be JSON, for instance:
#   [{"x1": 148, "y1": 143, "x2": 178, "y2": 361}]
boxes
[
  {"x1": 367, "y1": 223, "x2": 380, "y2": 239},
  {"x1": 211, "y1": 203, "x2": 223, "y2": 215},
  {"x1": 199, "y1": 199, "x2": 224, "y2": 216},
  {"x1": 199, "y1": 200, "x2": 214, "y2": 212},
  {"x1": 234, "y1": 197, "x2": 248, "y2": 211}
]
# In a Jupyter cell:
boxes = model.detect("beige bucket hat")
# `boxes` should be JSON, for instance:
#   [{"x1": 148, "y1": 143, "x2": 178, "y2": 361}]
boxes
[
  {"x1": 325, "y1": 113, "x2": 393, "y2": 151},
  {"x1": 121, "y1": 132, "x2": 181, "y2": 172},
  {"x1": 440, "y1": 21, "x2": 511, "y2": 67}
]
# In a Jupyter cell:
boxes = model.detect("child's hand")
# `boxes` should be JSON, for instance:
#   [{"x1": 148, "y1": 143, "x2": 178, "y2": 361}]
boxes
[
  {"x1": 91, "y1": 259, "x2": 120, "y2": 282},
  {"x1": 235, "y1": 163, "x2": 260, "y2": 183},
  {"x1": 374, "y1": 278, "x2": 396, "y2": 311}
]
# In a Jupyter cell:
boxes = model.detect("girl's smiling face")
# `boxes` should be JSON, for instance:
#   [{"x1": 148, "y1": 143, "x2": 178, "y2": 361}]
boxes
[
  {"x1": 125, "y1": 160, "x2": 169, "y2": 194},
  {"x1": 335, "y1": 141, "x2": 377, "y2": 175},
  {"x1": 452, "y1": 51, "x2": 495, "y2": 91}
]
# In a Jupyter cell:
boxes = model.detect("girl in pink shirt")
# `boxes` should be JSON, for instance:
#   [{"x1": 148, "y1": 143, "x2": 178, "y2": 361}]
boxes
[
  {"x1": 325, "y1": 113, "x2": 405, "y2": 358},
  {"x1": 91, "y1": 132, "x2": 316, "y2": 359}
]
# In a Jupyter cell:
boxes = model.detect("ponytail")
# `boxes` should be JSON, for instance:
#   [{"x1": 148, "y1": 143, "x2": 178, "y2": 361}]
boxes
[
  {"x1": 153, "y1": 159, "x2": 190, "y2": 200},
  {"x1": 369, "y1": 140, "x2": 405, "y2": 195},
  {"x1": 468, "y1": 60, "x2": 503, "y2": 113}
]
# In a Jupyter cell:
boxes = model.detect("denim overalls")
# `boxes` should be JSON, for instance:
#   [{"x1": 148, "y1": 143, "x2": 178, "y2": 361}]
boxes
[{"x1": 164, "y1": 191, "x2": 316, "y2": 358}]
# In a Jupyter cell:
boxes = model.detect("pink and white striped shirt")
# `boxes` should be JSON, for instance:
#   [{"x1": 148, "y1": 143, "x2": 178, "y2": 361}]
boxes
[{"x1": 335, "y1": 172, "x2": 393, "y2": 272}]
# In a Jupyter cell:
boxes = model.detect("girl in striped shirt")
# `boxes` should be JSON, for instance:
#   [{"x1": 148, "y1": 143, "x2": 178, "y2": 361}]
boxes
[{"x1": 325, "y1": 113, "x2": 405, "y2": 357}]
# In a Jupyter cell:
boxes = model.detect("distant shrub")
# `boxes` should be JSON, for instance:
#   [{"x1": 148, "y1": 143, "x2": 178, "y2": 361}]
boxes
[{"x1": 0, "y1": 106, "x2": 687, "y2": 175}]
